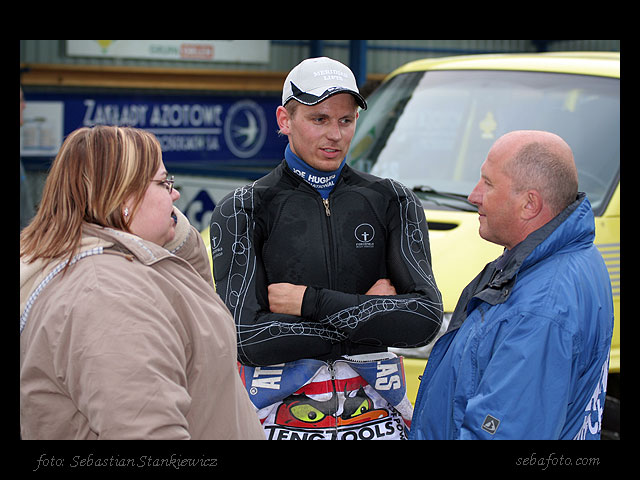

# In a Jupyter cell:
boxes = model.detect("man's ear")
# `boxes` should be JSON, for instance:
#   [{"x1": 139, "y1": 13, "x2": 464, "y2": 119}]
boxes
[
  {"x1": 521, "y1": 189, "x2": 543, "y2": 220},
  {"x1": 276, "y1": 106, "x2": 291, "y2": 135}
]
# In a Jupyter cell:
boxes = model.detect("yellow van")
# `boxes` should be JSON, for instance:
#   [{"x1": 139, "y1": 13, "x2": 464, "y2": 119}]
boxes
[
  {"x1": 202, "y1": 51, "x2": 619, "y2": 438},
  {"x1": 348, "y1": 51, "x2": 620, "y2": 438}
]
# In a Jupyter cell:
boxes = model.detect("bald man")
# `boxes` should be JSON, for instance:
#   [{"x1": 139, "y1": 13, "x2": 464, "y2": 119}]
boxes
[{"x1": 410, "y1": 131, "x2": 614, "y2": 439}]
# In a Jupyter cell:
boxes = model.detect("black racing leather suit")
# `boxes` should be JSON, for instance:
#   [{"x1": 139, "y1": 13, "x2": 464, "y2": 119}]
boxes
[{"x1": 210, "y1": 160, "x2": 443, "y2": 367}]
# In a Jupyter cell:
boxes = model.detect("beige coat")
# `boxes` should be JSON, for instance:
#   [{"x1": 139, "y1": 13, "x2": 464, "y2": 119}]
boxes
[{"x1": 20, "y1": 209, "x2": 264, "y2": 440}]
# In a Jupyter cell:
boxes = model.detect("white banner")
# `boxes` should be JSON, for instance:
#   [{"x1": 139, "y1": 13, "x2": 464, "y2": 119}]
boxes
[{"x1": 66, "y1": 40, "x2": 269, "y2": 63}]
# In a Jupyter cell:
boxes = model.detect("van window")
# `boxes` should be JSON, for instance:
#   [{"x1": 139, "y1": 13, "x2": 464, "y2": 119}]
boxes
[{"x1": 350, "y1": 70, "x2": 620, "y2": 215}]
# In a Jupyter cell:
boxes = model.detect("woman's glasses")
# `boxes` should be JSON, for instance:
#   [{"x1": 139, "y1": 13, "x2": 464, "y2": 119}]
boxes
[{"x1": 160, "y1": 175, "x2": 175, "y2": 194}]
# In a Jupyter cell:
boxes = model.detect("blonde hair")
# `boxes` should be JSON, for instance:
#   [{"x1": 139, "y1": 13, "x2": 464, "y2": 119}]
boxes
[{"x1": 20, "y1": 126, "x2": 162, "y2": 265}]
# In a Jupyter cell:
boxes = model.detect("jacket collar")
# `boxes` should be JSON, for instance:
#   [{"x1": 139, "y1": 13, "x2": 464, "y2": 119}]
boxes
[
  {"x1": 279, "y1": 158, "x2": 352, "y2": 193},
  {"x1": 447, "y1": 192, "x2": 588, "y2": 332},
  {"x1": 82, "y1": 223, "x2": 174, "y2": 266},
  {"x1": 21, "y1": 212, "x2": 191, "y2": 333},
  {"x1": 488, "y1": 191, "x2": 588, "y2": 291}
]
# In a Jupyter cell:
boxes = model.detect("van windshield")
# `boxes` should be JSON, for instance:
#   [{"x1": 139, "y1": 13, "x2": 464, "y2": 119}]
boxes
[{"x1": 349, "y1": 70, "x2": 620, "y2": 215}]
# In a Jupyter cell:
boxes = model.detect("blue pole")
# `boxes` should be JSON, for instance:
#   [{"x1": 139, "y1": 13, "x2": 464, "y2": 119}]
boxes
[
  {"x1": 349, "y1": 40, "x2": 367, "y2": 88},
  {"x1": 310, "y1": 40, "x2": 324, "y2": 58}
]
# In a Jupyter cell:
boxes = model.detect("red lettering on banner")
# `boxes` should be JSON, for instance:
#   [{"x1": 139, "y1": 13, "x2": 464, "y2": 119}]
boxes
[{"x1": 180, "y1": 44, "x2": 214, "y2": 60}]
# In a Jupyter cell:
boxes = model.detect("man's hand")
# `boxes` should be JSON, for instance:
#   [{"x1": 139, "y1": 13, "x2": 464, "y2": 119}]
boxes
[
  {"x1": 366, "y1": 278, "x2": 397, "y2": 295},
  {"x1": 268, "y1": 283, "x2": 307, "y2": 316}
]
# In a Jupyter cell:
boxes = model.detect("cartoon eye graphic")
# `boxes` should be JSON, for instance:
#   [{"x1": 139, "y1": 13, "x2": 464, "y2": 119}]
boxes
[
  {"x1": 349, "y1": 398, "x2": 372, "y2": 418},
  {"x1": 342, "y1": 386, "x2": 374, "y2": 419},
  {"x1": 275, "y1": 393, "x2": 338, "y2": 427},
  {"x1": 289, "y1": 404, "x2": 327, "y2": 423}
]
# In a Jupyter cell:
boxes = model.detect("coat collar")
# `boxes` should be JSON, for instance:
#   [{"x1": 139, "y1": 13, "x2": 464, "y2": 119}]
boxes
[
  {"x1": 447, "y1": 192, "x2": 589, "y2": 333},
  {"x1": 488, "y1": 192, "x2": 588, "y2": 290},
  {"x1": 82, "y1": 223, "x2": 173, "y2": 266}
]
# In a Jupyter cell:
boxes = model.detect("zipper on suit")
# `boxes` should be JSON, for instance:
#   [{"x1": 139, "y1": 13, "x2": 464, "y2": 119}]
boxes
[
  {"x1": 322, "y1": 198, "x2": 331, "y2": 216},
  {"x1": 321, "y1": 195, "x2": 337, "y2": 289},
  {"x1": 327, "y1": 361, "x2": 339, "y2": 433}
]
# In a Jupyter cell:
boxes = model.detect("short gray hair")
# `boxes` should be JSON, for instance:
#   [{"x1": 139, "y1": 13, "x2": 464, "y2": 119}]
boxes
[{"x1": 505, "y1": 141, "x2": 578, "y2": 215}]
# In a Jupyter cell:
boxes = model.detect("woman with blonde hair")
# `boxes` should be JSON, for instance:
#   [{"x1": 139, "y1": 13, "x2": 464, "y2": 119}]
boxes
[{"x1": 20, "y1": 125, "x2": 264, "y2": 440}]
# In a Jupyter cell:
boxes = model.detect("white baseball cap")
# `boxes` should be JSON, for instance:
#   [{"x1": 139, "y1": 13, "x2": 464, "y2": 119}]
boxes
[{"x1": 282, "y1": 57, "x2": 367, "y2": 110}]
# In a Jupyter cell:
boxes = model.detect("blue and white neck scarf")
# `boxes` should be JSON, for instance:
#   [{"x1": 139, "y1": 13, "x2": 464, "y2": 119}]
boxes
[{"x1": 284, "y1": 144, "x2": 345, "y2": 199}]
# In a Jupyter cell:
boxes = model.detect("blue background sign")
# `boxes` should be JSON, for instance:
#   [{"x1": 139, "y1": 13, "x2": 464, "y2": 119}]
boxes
[{"x1": 21, "y1": 91, "x2": 288, "y2": 179}]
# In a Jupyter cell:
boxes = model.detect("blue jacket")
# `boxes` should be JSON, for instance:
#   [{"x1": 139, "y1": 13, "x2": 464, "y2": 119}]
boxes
[{"x1": 409, "y1": 194, "x2": 614, "y2": 439}]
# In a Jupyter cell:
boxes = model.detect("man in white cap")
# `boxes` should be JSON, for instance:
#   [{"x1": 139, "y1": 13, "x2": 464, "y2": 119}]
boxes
[{"x1": 210, "y1": 57, "x2": 443, "y2": 440}]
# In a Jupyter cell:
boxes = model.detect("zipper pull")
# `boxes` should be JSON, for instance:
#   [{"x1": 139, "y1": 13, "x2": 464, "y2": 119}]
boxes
[{"x1": 322, "y1": 198, "x2": 331, "y2": 216}]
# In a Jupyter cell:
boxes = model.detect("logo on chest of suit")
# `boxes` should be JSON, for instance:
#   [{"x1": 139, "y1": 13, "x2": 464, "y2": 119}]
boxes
[
  {"x1": 354, "y1": 224, "x2": 375, "y2": 249},
  {"x1": 210, "y1": 222, "x2": 223, "y2": 259}
]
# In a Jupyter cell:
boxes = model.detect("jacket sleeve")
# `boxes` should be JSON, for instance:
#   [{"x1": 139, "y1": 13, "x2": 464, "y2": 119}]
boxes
[
  {"x1": 458, "y1": 313, "x2": 573, "y2": 439},
  {"x1": 210, "y1": 186, "x2": 348, "y2": 367},
  {"x1": 302, "y1": 181, "x2": 443, "y2": 349}
]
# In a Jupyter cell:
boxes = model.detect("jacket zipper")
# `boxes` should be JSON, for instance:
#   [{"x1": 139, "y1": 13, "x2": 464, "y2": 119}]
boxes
[
  {"x1": 320, "y1": 196, "x2": 337, "y2": 290},
  {"x1": 287, "y1": 164, "x2": 336, "y2": 288},
  {"x1": 322, "y1": 198, "x2": 331, "y2": 216}
]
